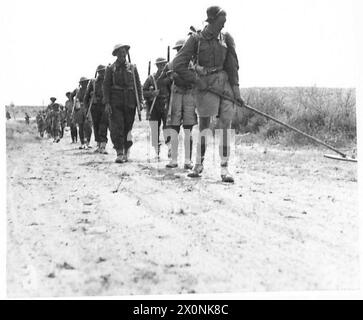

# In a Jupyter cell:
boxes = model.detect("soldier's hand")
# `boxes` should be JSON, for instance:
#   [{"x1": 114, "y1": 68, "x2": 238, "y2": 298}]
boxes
[
  {"x1": 151, "y1": 89, "x2": 160, "y2": 97},
  {"x1": 105, "y1": 103, "x2": 112, "y2": 116},
  {"x1": 232, "y1": 85, "x2": 245, "y2": 106},
  {"x1": 195, "y1": 76, "x2": 207, "y2": 90}
]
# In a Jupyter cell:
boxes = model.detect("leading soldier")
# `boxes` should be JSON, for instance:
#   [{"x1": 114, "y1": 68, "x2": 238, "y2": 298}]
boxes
[
  {"x1": 103, "y1": 44, "x2": 143, "y2": 163},
  {"x1": 172, "y1": 6, "x2": 245, "y2": 183}
]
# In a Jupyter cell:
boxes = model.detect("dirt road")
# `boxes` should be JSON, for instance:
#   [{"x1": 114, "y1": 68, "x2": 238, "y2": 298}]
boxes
[{"x1": 6, "y1": 121, "x2": 359, "y2": 297}]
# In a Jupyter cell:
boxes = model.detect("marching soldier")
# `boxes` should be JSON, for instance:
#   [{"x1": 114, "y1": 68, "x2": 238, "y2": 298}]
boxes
[
  {"x1": 59, "y1": 104, "x2": 67, "y2": 138},
  {"x1": 172, "y1": 6, "x2": 245, "y2": 183},
  {"x1": 84, "y1": 65, "x2": 108, "y2": 154},
  {"x1": 46, "y1": 97, "x2": 57, "y2": 138},
  {"x1": 36, "y1": 111, "x2": 45, "y2": 137},
  {"x1": 143, "y1": 57, "x2": 171, "y2": 160},
  {"x1": 47, "y1": 97, "x2": 61, "y2": 143},
  {"x1": 25, "y1": 112, "x2": 30, "y2": 125},
  {"x1": 103, "y1": 44, "x2": 143, "y2": 163},
  {"x1": 158, "y1": 39, "x2": 197, "y2": 169},
  {"x1": 73, "y1": 77, "x2": 93, "y2": 149},
  {"x1": 65, "y1": 91, "x2": 78, "y2": 143}
]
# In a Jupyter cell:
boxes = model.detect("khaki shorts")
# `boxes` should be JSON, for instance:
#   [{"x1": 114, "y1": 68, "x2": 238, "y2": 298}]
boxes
[
  {"x1": 167, "y1": 86, "x2": 197, "y2": 127},
  {"x1": 194, "y1": 71, "x2": 236, "y2": 122}
]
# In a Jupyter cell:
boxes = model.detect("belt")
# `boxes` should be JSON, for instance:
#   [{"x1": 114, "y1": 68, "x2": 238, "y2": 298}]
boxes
[
  {"x1": 112, "y1": 85, "x2": 134, "y2": 91},
  {"x1": 198, "y1": 66, "x2": 224, "y2": 76}
]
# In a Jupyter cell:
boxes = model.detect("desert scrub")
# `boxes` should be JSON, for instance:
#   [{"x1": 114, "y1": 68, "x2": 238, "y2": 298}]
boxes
[{"x1": 233, "y1": 87, "x2": 356, "y2": 147}]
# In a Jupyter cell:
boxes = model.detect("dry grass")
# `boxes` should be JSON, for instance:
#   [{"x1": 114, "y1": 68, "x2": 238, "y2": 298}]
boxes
[{"x1": 233, "y1": 87, "x2": 356, "y2": 148}]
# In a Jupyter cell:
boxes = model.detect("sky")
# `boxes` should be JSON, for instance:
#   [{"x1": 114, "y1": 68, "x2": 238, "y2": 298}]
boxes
[{"x1": 0, "y1": 0, "x2": 359, "y2": 106}]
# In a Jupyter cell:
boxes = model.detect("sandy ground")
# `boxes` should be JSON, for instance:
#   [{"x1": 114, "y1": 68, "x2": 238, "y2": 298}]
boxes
[{"x1": 6, "y1": 120, "x2": 359, "y2": 297}]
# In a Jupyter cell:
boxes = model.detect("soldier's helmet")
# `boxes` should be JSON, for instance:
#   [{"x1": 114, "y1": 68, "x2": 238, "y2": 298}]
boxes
[
  {"x1": 79, "y1": 77, "x2": 88, "y2": 83},
  {"x1": 96, "y1": 65, "x2": 106, "y2": 72},
  {"x1": 173, "y1": 39, "x2": 185, "y2": 50},
  {"x1": 65, "y1": 91, "x2": 71, "y2": 96},
  {"x1": 155, "y1": 57, "x2": 168, "y2": 65},
  {"x1": 205, "y1": 6, "x2": 226, "y2": 23},
  {"x1": 50, "y1": 97, "x2": 57, "y2": 102},
  {"x1": 112, "y1": 44, "x2": 130, "y2": 56}
]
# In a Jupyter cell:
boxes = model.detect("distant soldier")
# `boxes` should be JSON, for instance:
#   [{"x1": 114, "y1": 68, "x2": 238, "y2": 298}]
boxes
[
  {"x1": 59, "y1": 104, "x2": 67, "y2": 138},
  {"x1": 25, "y1": 112, "x2": 30, "y2": 125},
  {"x1": 6, "y1": 111, "x2": 11, "y2": 120},
  {"x1": 84, "y1": 65, "x2": 108, "y2": 154},
  {"x1": 45, "y1": 97, "x2": 57, "y2": 137},
  {"x1": 48, "y1": 98, "x2": 61, "y2": 142},
  {"x1": 73, "y1": 77, "x2": 93, "y2": 149},
  {"x1": 36, "y1": 111, "x2": 45, "y2": 137},
  {"x1": 143, "y1": 57, "x2": 171, "y2": 160},
  {"x1": 158, "y1": 39, "x2": 197, "y2": 169},
  {"x1": 65, "y1": 91, "x2": 78, "y2": 143},
  {"x1": 103, "y1": 44, "x2": 143, "y2": 163},
  {"x1": 172, "y1": 6, "x2": 245, "y2": 182}
]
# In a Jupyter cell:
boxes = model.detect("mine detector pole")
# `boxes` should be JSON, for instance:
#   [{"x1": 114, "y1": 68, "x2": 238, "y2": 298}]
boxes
[{"x1": 205, "y1": 87, "x2": 357, "y2": 162}]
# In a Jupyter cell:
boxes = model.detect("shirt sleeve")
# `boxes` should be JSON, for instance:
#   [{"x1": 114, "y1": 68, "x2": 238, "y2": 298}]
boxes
[
  {"x1": 223, "y1": 32, "x2": 239, "y2": 87},
  {"x1": 172, "y1": 34, "x2": 198, "y2": 85},
  {"x1": 83, "y1": 80, "x2": 93, "y2": 106}
]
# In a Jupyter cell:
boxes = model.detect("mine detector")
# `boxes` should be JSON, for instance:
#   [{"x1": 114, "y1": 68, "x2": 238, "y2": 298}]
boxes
[{"x1": 207, "y1": 87, "x2": 357, "y2": 163}]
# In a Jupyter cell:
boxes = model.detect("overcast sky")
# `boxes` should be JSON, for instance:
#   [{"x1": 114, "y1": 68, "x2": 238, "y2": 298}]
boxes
[{"x1": 0, "y1": 0, "x2": 359, "y2": 106}]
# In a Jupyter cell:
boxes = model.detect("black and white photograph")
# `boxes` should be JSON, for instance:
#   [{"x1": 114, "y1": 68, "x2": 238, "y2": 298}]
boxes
[{"x1": 1, "y1": 0, "x2": 361, "y2": 299}]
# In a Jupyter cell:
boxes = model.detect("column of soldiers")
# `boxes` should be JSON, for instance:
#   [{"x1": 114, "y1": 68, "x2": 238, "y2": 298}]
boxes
[{"x1": 36, "y1": 6, "x2": 244, "y2": 183}]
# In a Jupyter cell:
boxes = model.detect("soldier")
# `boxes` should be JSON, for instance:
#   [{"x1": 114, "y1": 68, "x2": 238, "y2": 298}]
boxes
[
  {"x1": 45, "y1": 97, "x2": 57, "y2": 137},
  {"x1": 36, "y1": 111, "x2": 45, "y2": 137},
  {"x1": 59, "y1": 104, "x2": 67, "y2": 138},
  {"x1": 103, "y1": 44, "x2": 143, "y2": 163},
  {"x1": 84, "y1": 65, "x2": 108, "y2": 154},
  {"x1": 158, "y1": 39, "x2": 197, "y2": 169},
  {"x1": 65, "y1": 91, "x2": 78, "y2": 143},
  {"x1": 73, "y1": 77, "x2": 93, "y2": 149},
  {"x1": 49, "y1": 98, "x2": 62, "y2": 142},
  {"x1": 25, "y1": 112, "x2": 30, "y2": 125},
  {"x1": 143, "y1": 57, "x2": 171, "y2": 160},
  {"x1": 172, "y1": 6, "x2": 244, "y2": 183}
]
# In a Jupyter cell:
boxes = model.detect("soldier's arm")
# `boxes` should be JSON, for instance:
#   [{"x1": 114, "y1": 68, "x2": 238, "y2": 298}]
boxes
[
  {"x1": 103, "y1": 66, "x2": 112, "y2": 104},
  {"x1": 156, "y1": 63, "x2": 172, "y2": 87},
  {"x1": 142, "y1": 76, "x2": 154, "y2": 100},
  {"x1": 223, "y1": 32, "x2": 239, "y2": 87},
  {"x1": 172, "y1": 35, "x2": 198, "y2": 84}
]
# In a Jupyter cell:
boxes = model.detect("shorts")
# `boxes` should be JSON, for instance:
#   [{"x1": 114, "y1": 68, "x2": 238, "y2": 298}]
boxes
[
  {"x1": 167, "y1": 85, "x2": 197, "y2": 127},
  {"x1": 194, "y1": 70, "x2": 236, "y2": 122}
]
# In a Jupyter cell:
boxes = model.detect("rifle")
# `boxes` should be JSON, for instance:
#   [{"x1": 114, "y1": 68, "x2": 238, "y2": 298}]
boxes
[
  {"x1": 205, "y1": 86, "x2": 356, "y2": 161},
  {"x1": 167, "y1": 46, "x2": 170, "y2": 63},
  {"x1": 128, "y1": 53, "x2": 142, "y2": 121}
]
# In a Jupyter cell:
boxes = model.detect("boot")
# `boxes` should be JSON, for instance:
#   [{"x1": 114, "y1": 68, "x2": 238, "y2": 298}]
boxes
[
  {"x1": 99, "y1": 142, "x2": 108, "y2": 154},
  {"x1": 166, "y1": 160, "x2": 178, "y2": 168},
  {"x1": 115, "y1": 150, "x2": 125, "y2": 163},
  {"x1": 85, "y1": 140, "x2": 92, "y2": 149},
  {"x1": 184, "y1": 161, "x2": 193, "y2": 170},
  {"x1": 187, "y1": 163, "x2": 204, "y2": 178},
  {"x1": 221, "y1": 162, "x2": 234, "y2": 183}
]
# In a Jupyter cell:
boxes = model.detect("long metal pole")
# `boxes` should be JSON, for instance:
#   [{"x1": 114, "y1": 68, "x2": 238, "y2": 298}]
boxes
[{"x1": 206, "y1": 87, "x2": 348, "y2": 158}]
